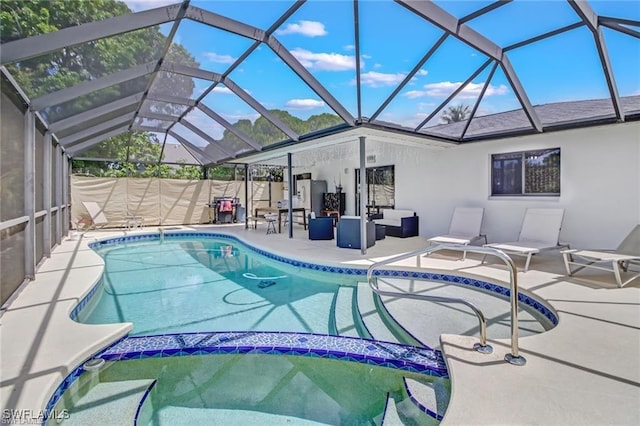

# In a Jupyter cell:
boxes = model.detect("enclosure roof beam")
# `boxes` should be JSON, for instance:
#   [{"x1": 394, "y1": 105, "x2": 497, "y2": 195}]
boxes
[
  {"x1": 159, "y1": 61, "x2": 300, "y2": 141},
  {"x1": 416, "y1": 59, "x2": 493, "y2": 131},
  {"x1": 197, "y1": 103, "x2": 262, "y2": 151},
  {"x1": 163, "y1": 1, "x2": 305, "y2": 145},
  {"x1": 221, "y1": 77, "x2": 300, "y2": 142},
  {"x1": 48, "y1": 93, "x2": 144, "y2": 132},
  {"x1": 127, "y1": 1, "x2": 190, "y2": 132},
  {"x1": 504, "y1": 22, "x2": 584, "y2": 52},
  {"x1": 179, "y1": 118, "x2": 236, "y2": 158},
  {"x1": 160, "y1": 62, "x2": 222, "y2": 81},
  {"x1": 136, "y1": 111, "x2": 181, "y2": 122},
  {"x1": 166, "y1": 130, "x2": 219, "y2": 164},
  {"x1": 501, "y1": 55, "x2": 542, "y2": 132},
  {"x1": 459, "y1": 1, "x2": 512, "y2": 24},
  {"x1": 395, "y1": 1, "x2": 543, "y2": 130},
  {"x1": 568, "y1": 0, "x2": 623, "y2": 120},
  {"x1": 184, "y1": 5, "x2": 266, "y2": 41},
  {"x1": 146, "y1": 93, "x2": 197, "y2": 107},
  {"x1": 60, "y1": 113, "x2": 135, "y2": 146},
  {"x1": 169, "y1": 127, "x2": 230, "y2": 161},
  {"x1": 131, "y1": 124, "x2": 168, "y2": 133},
  {"x1": 66, "y1": 126, "x2": 130, "y2": 156},
  {"x1": 266, "y1": 35, "x2": 355, "y2": 125},
  {"x1": 371, "y1": 33, "x2": 448, "y2": 122},
  {"x1": 31, "y1": 62, "x2": 156, "y2": 110},
  {"x1": 1, "y1": 4, "x2": 183, "y2": 65},
  {"x1": 599, "y1": 20, "x2": 640, "y2": 38},
  {"x1": 396, "y1": 0, "x2": 502, "y2": 60}
]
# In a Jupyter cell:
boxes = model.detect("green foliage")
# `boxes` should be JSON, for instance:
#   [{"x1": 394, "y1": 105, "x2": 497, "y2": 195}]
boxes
[
  {"x1": 207, "y1": 166, "x2": 235, "y2": 181},
  {"x1": 3, "y1": 1, "x2": 345, "y2": 172},
  {"x1": 2, "y1": 0, "x2": 197, "y2": 160},
  {"x1": 440, "y1": 104, "x2": 471, "y2": 124},
  {"x1": 218, "y1": 109, "x2": 344, "y2": 149}
]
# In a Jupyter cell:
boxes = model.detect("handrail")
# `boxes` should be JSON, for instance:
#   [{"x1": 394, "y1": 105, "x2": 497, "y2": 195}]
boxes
[{"x1": 366, "y1": 244, "x2": 526, "y2": 366}]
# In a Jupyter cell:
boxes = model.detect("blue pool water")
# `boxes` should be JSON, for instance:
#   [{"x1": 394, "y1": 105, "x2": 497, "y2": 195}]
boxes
[{"x1": 80, "y1": 237, "x2": 357, "y2": 336}]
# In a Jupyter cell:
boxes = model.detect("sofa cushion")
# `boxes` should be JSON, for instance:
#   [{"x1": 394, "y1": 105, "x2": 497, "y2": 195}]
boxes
[{"x1": 377, "y1": 209, "x2": 415, "y2": 227}]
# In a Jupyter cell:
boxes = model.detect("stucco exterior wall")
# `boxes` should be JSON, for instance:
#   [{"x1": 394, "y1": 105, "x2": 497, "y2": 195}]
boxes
[{"x1": 307, "y1": 122, "x2": 639, "y2": 249}]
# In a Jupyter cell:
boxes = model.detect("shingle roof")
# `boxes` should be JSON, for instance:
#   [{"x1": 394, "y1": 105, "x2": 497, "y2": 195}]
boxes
[{"x1": 422, "y1": 96, "x2": 640, "y2": 140}]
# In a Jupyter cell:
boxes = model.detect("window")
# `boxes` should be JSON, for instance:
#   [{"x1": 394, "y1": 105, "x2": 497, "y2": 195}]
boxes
[
  {"x1": 491, "y1": 148, "x2": 560, "y2": 196},
  {"x1": 355, "y1": 165, "x2": 395, "y2": 215}
]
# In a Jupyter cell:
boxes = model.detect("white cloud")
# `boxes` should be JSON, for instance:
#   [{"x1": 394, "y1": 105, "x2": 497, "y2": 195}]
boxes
[
  {"x1": 344, "y1": 44, "x2": 355, "y2": 51},
  {"x1": 290, "y1": 48, "x2": 356, "y2": 71},
  {"x1": 123, "y1": 0, "x2": 176, "y2": 12},
  {"x1": 417, "y1": 69, "x2": 428, "y2": 76},
  {"x1": 285, "y1": 99, "x2": 326, "y2": 109},
  {"x1": 374, "y1": 63, "x2": 383, "y2": 69},
  {"x1": 403, "y1": 81, "x2": 509, "y2": 99},
  {"x1": 359, "y1": 71, "x2": 406, "y2": 88},
  {"x1": 212, "y1": 86, "x2": 233, "y2": 95},
  {"x1": 203, "y1": 52, "x2": 236, "y2": 64},
  {"x1": 362, "y1": 54, "x2": 372, "y2": 60},
  {"x1": 276, "y1": 20, "x2": 327, "y2": 37}
]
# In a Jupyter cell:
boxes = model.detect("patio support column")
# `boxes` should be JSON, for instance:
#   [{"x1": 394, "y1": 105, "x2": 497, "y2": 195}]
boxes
[
  {"x1": 244, "y1": 164, "x2": 249, "y2": 229},
  {"x1": 63, "y1": 154, "x2": 70, "y2": 235},
  {"x1": 287, "y1": 153, "x2": 293, "y2": 239},
  {"x1": 24, "y1": 109, "x2": 36, "y2": 279},
  {"x1": 359, "y1": 136, "x2": 367, "y2": 255},
  {"x1": 43, "y1": 131, "x2": 52, "y2": 258},
  {"x1": 55, "y1": 144, "x2": 63, "y2": 244}
]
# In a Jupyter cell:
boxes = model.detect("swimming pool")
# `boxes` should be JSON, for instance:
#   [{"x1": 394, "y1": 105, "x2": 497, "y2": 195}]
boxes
[
  {"x1": 50, "y1": 232, "x2": 557, "y2": 424},
  {"x1": 79, "y1": 237, "x2": 360, "y2": 336}
]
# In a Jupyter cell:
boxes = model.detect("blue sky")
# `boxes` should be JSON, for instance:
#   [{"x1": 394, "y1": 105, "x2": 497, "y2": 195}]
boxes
[{"x1": 123, "y1": 0, "x2": 640, "y2": 138}]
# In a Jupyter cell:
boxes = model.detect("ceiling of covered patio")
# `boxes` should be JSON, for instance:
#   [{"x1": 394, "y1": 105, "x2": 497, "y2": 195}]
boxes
[{"x1": 1, "y1": 0, "x2": 638, "y2": 167}]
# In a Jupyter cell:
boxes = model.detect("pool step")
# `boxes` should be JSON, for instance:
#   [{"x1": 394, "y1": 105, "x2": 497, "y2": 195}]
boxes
[
  {"x1": 356, "y1": 282, "x2": 398, "y2": 343},
  {"x1": 60, "y1": 379, "x2": 155, "y2": 425},
  {"x1": 404, "y1": 377, "x2": 450, "y2": 421},
  {"x1": 380, "y1": 393, "x2": 439, "y2": 426},
  {"x1": 357, "y1": 282, "x2": 425, "y2": 346},
  {"x1": 154, "y1": 406, "x2": 327, "y2": 425},
  {"x1": 333, "y1": 286, "x2": 363, "y2": 338}
]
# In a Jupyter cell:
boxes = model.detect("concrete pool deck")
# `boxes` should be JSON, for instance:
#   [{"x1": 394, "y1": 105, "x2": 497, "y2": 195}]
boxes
[{"x1": 1, "y1": 223, "x2": 638, "y2": 424}]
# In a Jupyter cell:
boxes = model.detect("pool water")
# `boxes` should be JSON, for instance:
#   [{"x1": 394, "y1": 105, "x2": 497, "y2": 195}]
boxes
[
  {"x1": 81, "y1": 238, "x2": 357, "y2": 336},
  {"x1": 55, "y1": 354, "x2": 444, "y2": 426}
]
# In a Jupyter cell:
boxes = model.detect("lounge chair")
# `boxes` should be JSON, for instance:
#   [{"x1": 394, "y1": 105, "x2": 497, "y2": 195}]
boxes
[
  {"x1": 427, "y1": 207, "x2": 487, "y2": 260},
  {"x1": 80, "y1": 201, "x2": 109, "y2": 230},
  {"x1": 484, "y1": 208, "x2": 568, "y2": 272},
  {"x1": 561, "y1": 225, "x2": 640, "y2": 287}
]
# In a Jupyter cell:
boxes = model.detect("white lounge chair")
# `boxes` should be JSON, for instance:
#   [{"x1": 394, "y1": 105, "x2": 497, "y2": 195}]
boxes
[
  {"x1": 80, "y1": 201, "x2": 109, "y2": 230},
  {"x1": 561, "y1": 225, "x2": 640, "y2": 288},
  {"x1": 484, "y1": 208, "x2": 568, "y2": 272},
  {"x1": 427, "y1": 207, "x2": 487, "y2": 260}
]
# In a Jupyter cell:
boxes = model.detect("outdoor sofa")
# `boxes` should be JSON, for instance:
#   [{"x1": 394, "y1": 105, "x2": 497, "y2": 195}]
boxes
[{"x1": 372, "y1": 209, "x2": 419, "y2": 238}]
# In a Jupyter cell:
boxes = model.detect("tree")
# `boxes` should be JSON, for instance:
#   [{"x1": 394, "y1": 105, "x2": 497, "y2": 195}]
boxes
[
  {"x1": 1, "y1": 0, "x2": 199, "y2": 176},
  {"x1": 440, "y1": 104, "x2": 471, "y2": 124}
]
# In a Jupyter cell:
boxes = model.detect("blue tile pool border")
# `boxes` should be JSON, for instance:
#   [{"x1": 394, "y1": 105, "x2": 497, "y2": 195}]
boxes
[{"x1": 79, "y1": 231, "x2": 559, "y2": 326}]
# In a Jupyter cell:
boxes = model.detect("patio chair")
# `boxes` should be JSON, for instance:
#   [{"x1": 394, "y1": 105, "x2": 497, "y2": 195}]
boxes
[
  {"x1": 427, "y1": 207, "x2": 486, "y2": 260},
  {"x1": 79, "y1": 201, "x2": 110, "y2": 230},
  {"x1": 308, "y1": 215, "x2": 334, "y2": 240},
  {"x1": 483, "y1": 208, "x2": 568, "y2": 272},
  {"x1": 561, "y1": 225, "x2": 640, "y2": 287}
]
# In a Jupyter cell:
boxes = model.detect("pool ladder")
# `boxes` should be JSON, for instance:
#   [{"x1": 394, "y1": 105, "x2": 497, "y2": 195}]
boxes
[{"x1": 366, "y1": 244, "x2": 526, "y2": 366}]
